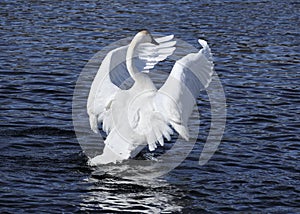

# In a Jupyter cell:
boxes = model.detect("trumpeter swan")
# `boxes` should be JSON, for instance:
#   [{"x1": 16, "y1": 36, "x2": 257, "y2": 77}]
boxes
[{"x1": 87, "y1": 30, "x2": 213, "y2": 165}]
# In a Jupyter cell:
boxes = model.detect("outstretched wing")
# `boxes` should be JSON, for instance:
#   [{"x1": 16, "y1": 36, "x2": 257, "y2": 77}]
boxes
[
  {"x1": 87, "y1": 46, "x2": 125, "y2": 134},
  {"x1": 109, "y1": 35, "x2": 176, "y2": 89},
  {"x1": 87, "y1": 35, "x2": 176, "y2": 134},
  {"x1": 135, "y1": 35, "x2": 176, "y2": 72},
  {"x1": 154, "y1": 39, "x2": 214, "y2": 141}
]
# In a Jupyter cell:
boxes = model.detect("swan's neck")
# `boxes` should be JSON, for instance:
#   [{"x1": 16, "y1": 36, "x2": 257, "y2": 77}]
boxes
[{"x1": 126, "y1": 39, "x2": 139, "y2": 81}]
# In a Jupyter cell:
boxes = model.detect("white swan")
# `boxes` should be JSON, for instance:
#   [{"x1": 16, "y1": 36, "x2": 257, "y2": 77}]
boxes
[{"x1": 87, "y1": 30, "x2": 214, "y2": 165}]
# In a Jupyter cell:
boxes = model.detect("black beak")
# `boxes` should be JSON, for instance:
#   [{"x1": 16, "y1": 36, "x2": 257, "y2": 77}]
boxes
[{"x1": 151, "y1": 36, "x2": 159, "y2": 45}]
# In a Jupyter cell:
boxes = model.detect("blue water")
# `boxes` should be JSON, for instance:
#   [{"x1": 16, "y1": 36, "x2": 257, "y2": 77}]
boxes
[{"x1": 1, "y1": 0, "x2": 299, "y2": 213}]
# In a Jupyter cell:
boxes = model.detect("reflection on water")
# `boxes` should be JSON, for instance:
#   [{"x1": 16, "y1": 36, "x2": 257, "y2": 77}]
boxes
[
  {"x1": 0, "y1": 0, "x2": 299, "y2": 212},
  {"x1": 81, "y1": 176, "x2": 182, "y2": 213}
]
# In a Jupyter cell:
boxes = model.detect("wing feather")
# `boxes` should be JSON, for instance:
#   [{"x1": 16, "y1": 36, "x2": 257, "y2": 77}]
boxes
[
  {"x1": 87, "y1": 47, "x2": 127, "y2": 133},
  {"x1": 154, "y1": 39, "x2": 214, "y2": 140},
  {"x1": 135, "y1": 35, "x2": 176, "y2": 72}
]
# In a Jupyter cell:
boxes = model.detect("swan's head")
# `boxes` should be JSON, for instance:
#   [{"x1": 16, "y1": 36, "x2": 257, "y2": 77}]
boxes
[{"x1": 132, "y1": 30, "x2": 159, "y2": 45}]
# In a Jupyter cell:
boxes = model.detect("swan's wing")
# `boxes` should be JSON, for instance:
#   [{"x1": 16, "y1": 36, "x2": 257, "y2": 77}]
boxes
[
  {"x1": 131, "y1": 40, "x2": 213, "y2": 151},
  {"x1": 107, "y1": 35, "x2": 176, "y2": 89},
  {"x1": 87, "y1": 46, "x2": 128, "y2": 134},
  {"x1": 134, "y1": 35, "x2": 176, "y2": 72},
  {"x1": 154, "y1": 39, "x2": 214, "y2": 140}
]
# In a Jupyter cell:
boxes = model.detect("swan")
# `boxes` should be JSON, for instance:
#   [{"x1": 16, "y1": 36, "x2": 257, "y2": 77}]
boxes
[{"x1": 87, "y1": 30, "x2": 214, "y2": 166}]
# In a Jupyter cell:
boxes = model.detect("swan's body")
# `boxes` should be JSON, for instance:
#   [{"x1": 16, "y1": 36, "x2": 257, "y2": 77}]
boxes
[{"x1": 87, "y1": 30, "x2": 214, "y2": 165}]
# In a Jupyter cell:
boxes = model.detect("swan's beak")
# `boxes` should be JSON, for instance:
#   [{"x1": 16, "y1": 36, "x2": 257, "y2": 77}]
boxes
[{"x1": 151, "y1": 36, "x2": 159, "y2": 45}]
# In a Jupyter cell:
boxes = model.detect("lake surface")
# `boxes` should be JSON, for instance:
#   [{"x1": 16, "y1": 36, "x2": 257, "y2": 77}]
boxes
[{"x1": 0, "y1": 0, "x2": 299, "y2": 213}]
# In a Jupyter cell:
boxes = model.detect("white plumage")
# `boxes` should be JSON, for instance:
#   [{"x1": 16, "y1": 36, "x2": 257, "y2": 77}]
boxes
[{"x1": 87, "y1": 30, "x2": 214, "y2": 165}]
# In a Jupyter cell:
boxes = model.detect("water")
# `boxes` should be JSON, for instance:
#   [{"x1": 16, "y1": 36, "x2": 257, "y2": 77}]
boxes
[{"x1": 0, "y1": 0, "x2": 299, "y2": 212}]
